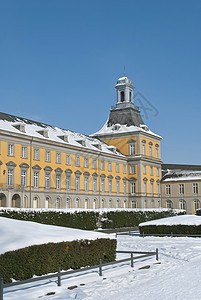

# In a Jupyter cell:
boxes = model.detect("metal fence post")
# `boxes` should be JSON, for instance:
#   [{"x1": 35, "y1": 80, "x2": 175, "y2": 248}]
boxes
[
  {"x1": 143, "y1": 232, "x2": 144, "y2": 238},
  {"x1": 0, "y1": 278, "x2": 3, "y2": 300},
  {"x1": 156, "y1": 248, "x2": 158, "y2": 261},
  {"x1": 58, "y1": 267, "x2": 61, "y2": 286},
  {"x1": 171, "y1": 232, "x2": 173, "y2": 238},
  {"x1": 131, "y1": 253, "x2": 134, "y2": 268},
  {"x1": 99, "y1": 259, "x2": 102, "y2": 276}
]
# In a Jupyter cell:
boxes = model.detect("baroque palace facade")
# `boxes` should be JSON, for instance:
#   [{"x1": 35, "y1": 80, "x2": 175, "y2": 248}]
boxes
[{"x1": 0, "y1": 75, "x2": 162, "y2": 210}]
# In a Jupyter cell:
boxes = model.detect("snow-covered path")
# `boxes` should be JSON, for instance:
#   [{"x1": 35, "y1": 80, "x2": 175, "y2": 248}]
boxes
[{"x1": 4, "y1": 235, "x2": 201, "y2": 299}]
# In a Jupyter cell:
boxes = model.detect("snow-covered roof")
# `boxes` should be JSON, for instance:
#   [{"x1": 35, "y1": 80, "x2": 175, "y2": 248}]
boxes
[
  {"x1": 162, "y1": 169, "x2": 201, "y2": 182},
  {"x1": 139, "y1": 215, "x2": 201, "y2": 227},
  {"x1": 0, "y1": 112, "x2": 125, "y2": 157},
  {"x1": 91, "y1": 120, "x2": 162, "y2": 139}
]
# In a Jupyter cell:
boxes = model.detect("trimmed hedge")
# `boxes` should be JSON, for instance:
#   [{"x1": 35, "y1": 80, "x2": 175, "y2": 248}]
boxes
[
  {"x1": 0, "y1": 238, "x2": 116, "y2": 283},
  {"x1": 139, "y1": 225, "x2": 201, "y2": 235},
  {"x1": 0, "y1": 209, "x2": 185, "y2": 230}
]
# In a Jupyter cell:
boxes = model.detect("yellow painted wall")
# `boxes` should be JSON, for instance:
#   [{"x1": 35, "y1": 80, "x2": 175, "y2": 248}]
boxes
[{"x1": 101, "y1": 136, "x2": 138, "y2": 156}]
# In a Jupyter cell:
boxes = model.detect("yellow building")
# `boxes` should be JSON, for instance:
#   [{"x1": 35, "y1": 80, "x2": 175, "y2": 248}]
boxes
[{"x1": 0, "y1": 75, "x2": 163, "y2": 209}]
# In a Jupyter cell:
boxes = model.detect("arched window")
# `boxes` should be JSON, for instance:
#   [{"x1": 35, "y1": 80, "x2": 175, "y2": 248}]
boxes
[
  {"x1": 109, "y1": 199, "x2": 112, "y2": 208},
  {"x1": 121, "y1": 91, "x2": 125, "y2": 102},
  {"x1": 101, "y1": 199, "x2": 104, "y2": 208},
  {"x1": 193, "y1": 199, "x2": 199, "y2": 212},
  {"x1": 93, "y1": 199, "x2": 96, "y2": 209},
  {"x1": 33, "y1": 196, "x2": 38, "y2": 209},
  {"x1": 179, "y1": 199, "x2": 185, "y2": 210},
  {"x1": 76, "y1": 198, "x2": 80, "y2": 208},
  {"x1": 56, "y1": 197, "x2": 60, "y2": 209},
  {"x1": 117, "y1": 199, "x2": 120, "y2": 208},
  {"x1": 66, "y1": 198, "x2": 70, "y2": 209},
  {"x1": 166, "y1": 200, "x2": 172, "y2": 209},
  {"x1": 131, "y1": 200, "x2": 137, "y2": 209},
  {"x1": 85, "y1": 199, "x2": 88, "y2": 209},
  {"x1": 45, "y1": 197, "x2": 50, "y2": 208},
  {"x1": 124, "y1": 200, "x2": 127, "y2": 208}
]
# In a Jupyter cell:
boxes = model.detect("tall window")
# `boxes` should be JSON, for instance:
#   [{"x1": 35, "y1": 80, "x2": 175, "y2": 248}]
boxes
[
  {"x1": 109, "y1": 199, "x2": 112, "y2": 208},
  {"x1": 66, "y1": 175, "x2": 71, "y2": 191},
  {"x1": 84, "y1": 157, "x2": 89, "y2": 168},
  {"x1": 130, "y1": 182, "x2": 136, "y2": 195},
  {"x1": 101, "y1": 160, "x2": 105, "y2": 171},
  {"x1": 45, "y1": 197, "x2": 50, "y2": 208},
  {"x1": 93, "y1": 199, "x2": 96, "y2": 209},
  {"x1": 165, "y1": 184, "x2": 171, "y2": 195},
  {"x1": 56, "y1": 174, "x2": 61, "y2": 189},
  {"x1": 116, "y1": 163, "x2": 119, "y2": 173},
  {"x1": 193, "y1": 183, "x2": 198, "y2": 194},
  {"x1": 66, "y1": 154, "x2": 71, "y2": 165},
  {"x1": 150, "y1": 166, "x2": 153, "y2": 176},
  {"x1": 84, "y1": 176, "x2": 89, "y2": 192},
  {"x1": 66, "y1": 198, "x2": 70, "y2": 208},
  {"x1": 131, "y1": 200, "x2": 137, "y2": 208},
  {"x1": 75, "y1": 156, "x2": 80, "y2": 167},
  {"x1": 179, "y1": 184, "x2": 184, "y2": 195},
  {"x1": 93, "y1": 176, "x2": 97, "y2": 193},
  {"x1": 93, "y1": 159, "x2": 97, "y2": 169},
  {"x1": 143, "y1": 165, "x2": 146, "y2": 174},
  {"x1": 116, "y1": 180, "x2": 120, "y2": 195},
  {"x1": 76, "y1": 198, "x2": 80, "y2": 208},
  {"x1": 7, "y1": 169, "x2": 14, "y2": 186},
  {"x1": 33, "y1": 171, "x2": 39, "y2": 188},
  {"x1": 155, "y1": 146, "x2": 159, "y2": 159},
  {"x1": 130, "y1": 165, "x2": 136, "y2": 174},
  {"x1": 75, "y1": 175, "x2": 80, "y2": 192},
  {"x1": 101, "y1": 199, "x2": 104, "y2": 208},
  {"x1": 21, "y1": 146, "x2": 28, "y2": 158},
  {"x1": 179, "y1": 199, "x2": 185, "y2": 210},
  {"x1": 45, "y1": 150, "x2": 51, "y2": 162},
  {"x1": 144, "y1": 181, "x2": 147, "y2": 196},
  {"x1": 151, "y1": 182, "x2": 154, "y2": 196},
  {"x1": 149, "y1": 143, "x2": 153, "y2": 157},
  {"x1": 193, "y1": 199, "x2": 199, "y2": 212},
  {"x1": 123, "y1": 164, "x2": 127, "y2": 174},
  {"x1": 123, "y1": 180, "x2": 127, "y2": 195},
  {"x1": 108, "y1": 178, "x2": 112, "y2": 194},
  {"x1": 56, "y1": 152, "x2": 61, "y2": 164},
  {"x1": 85, "y1": 199, "x2": 88, "y2": 209},
  {"x1": 34, "y1": 148, "x2": 40, "y2": 160},
  {"x1": 166, "y1": 200, "x2": 172, "y2": 209},
  {"x1": 33, "y1": 196, "x2": 38, "y2": 209},
  {"x1": 129, "y1": 143, "x2": 136, "y2": 155},
  {"x1": 157, "y1": 182, "x2": 160, "y2": 196},
  {"x1": 21, "y1": 170, "x2": 27, "y2": 187},
  {"x1": 56, "y1": 198, "x2": 60, "y2": 209},
  {"x1": 45, "y1": 172, "x2": 51, "y2": 189},
  {"x1": 8, "y1": 143, "x2": 14, "y2": 156},
  {"x1": 101, "y1": 178, "x2": 105, "y2": 193},
  {"x1": 157, "y1": 168, "x2": 160, "y2": 177},
  {"x1": 121, "y1": 91, "x2": 125, "y2": 102},
  {"x1": 142, "y1": 143, "x2": 146, "y2": 155},
  {"x1": 108, "y1": 162, "x2": 112, "y2": 172}
]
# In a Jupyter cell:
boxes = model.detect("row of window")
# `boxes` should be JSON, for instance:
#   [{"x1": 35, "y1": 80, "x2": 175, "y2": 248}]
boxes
[
  {"x1": 143, "y1": 180, "x2": 160, "y2": 196},
  {"x1": 143, "y1": 165, "x2": 160, "y2": 176},
  {"x1": 166, "y1": 199, "x2": 200, "y2": 212},
  {"x1": 129, "y1": 141, "x2": 159, "y2": 158},
  {"x1": 165, "y1": 183, "x2": 199, "y2": 195}
]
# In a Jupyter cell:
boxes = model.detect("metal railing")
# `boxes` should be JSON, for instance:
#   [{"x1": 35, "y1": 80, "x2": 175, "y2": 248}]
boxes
[{"x1": 0, "y1": 249, "x2": 158, "y2": 299}]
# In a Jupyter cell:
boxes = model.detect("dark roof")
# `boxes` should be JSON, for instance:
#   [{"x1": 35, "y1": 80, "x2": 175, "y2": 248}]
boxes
[
  {"x1": 162, "y1": 164, "x2": 201, "y2": 171},
  {"x1": 107, "y1": 106, "x2": 144, "y2": 127}
]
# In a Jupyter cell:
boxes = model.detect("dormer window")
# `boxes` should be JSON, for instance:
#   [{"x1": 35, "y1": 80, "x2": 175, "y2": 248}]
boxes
[
  {"x1": 13, "y1": 123, "x2": 26, "y2": 133},
  {"x1": 58, "y1": 135, "x2": 68, "y2": 143},
  {"x1": 76, "y1": 140, "x2": 86, "y2": 147},
  {"x1": 92, "y1": 144, "x2": 102, "y2": 150},
  {"x1": 37, "y1": 129, "x2": 49, "y2": 138}
]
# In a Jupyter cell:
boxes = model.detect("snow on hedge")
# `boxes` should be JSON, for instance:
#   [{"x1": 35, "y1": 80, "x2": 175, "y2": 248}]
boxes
[
  {"x1": 139, "y1": 215, "x2": 201, "y2": 227},
  {"x1": 0, "y1": 217, "x2": 113, "y2": 255}
]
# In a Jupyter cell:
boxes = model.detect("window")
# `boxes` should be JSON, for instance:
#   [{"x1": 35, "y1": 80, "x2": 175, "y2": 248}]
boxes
[
  {"x1": 85, "y1": 199, "x2": 88, "y2": 209},
  {"x1": 124, "y1": 200, "x2": 126, "y2": 208},
  {"x1": 108, "y1": 178, "x2": 112, "y2": 194},
  {"x1": 149, "y1": 144, "x2": 153, "y2": 157},
  {"x1": 33, "y1": 171, "x2": 39, "y2": 188},
  {"x1": 76, "y1": 198, "x2": 80, "y2": 208},
  {"x1": 165, "y1": 184, "x2": 171, "y2": 195},
  {"x1": 130, "y1": 182, "x2": 136, "y2": 195},
  {"x1": 101, "y1": 178, "x2": 105, "y2": 193},
  {"x1": 66, "y1": 154, "x2": 71, "y2": 165},
  {"x1": 129, "y1": 143, "x2": 136, "y2": 155},
  {"x1": 93, "y1": 159, "x2": 97, "y2": 169},
  {"x1": 75, "y1": 156, "x2": 80, "y2": 167},
  {"x1": 143, "y1": 165, "x2": 146, "y2": 174},
  {"x1": 45, "y1": 150, "x2": 51, "y2": 162},
  {"x1": 45, "y1": 197, "x2": 50, "y2": 209},
  {"x1": 66, "y1": 198, "x2": 70, "y2": 208},
  {"x1": 45, "y1": 172, "x2": 51, "y2": 189},
  {"x1": 101, "y1": 199, "x2": 104, "y2": 208},
  {"x1": 109, "y1": 199, "x2": 112, "y2": 208},
  {"x1": 8, "y1": 143, "x2": 14, "y2": 156},
  {"x1": 157, "y1": 168, "x2": 160, "y2": 177},
  {"x1": 34, "y1": 148, "x2": 40, "y2": 160},
  {"x1": 93, "y1": 199, "x2": 96, "y2": 209},
  {"x1": 123, "y1": 180, "x2": 127, "y2": 195},
  {"x1": 121, "y1": 91, "x2": 125, "y2": 102},
  {"x1": 56, "y1": 174, "x2": 61, "y2": 189},
  {"x1": 20, "y1": 170, "x2": 27, "y2": 187},
  {"x1": 166, "y1": 200, "x2": 172, "y2": 209},
  {"x1": 84, "y1": 157, "x2": 89, "y2": 168},
  {"x1": 130, "y1": 165, "x2": 136, "y2": 174},
  {"x1": 150, "y1": 166, "x2": 153, "y2": 176},
  {"x1": 101, "y1": 160, "x2": 105, "y2": 171},
  {"x1": 33, "y1": 197, "x2": 38, "y2": 209},
  {"x1": 21, "y1": 146, "x2": 28, "y2": 158},
  {"x1": 193, "y1": 183, "x2": 198, "y2": 194},
  {"x1": 66, "y1": 175, "x2": 71, "y2": 191},
  {"x1": 151, "y1": 182, "x2": 154, "y2": 195},
  {"x1": 108, "y1": 162, "x2": 112, "y2": 172},
  {"x1": 155, "y1": 147, "x2": 159, "y2": 159},
  {"x1": 142, "y1": 143, "x2": 146, "y2": 155},
  {"x1": 123, "y1": 164, "x2": 126, "y2": 174},
  {"x1": 157, "y1": 183, "x2": 160, "y2": 196},
  {"x1": 116, "y1": 163, "x2": 119, "y2": 173},
  {"x1": 116, "y1": 180, "x2": 120, "y2": 194},
  {"x1": 75, "y1": 175, "x2": 80, "y2": 192},
  {"x1": 56, "y1": 198, "x2": 60, "y2": 209},
  {"x1": 56, "y1": 152, "x2": 61, "y2": 164},
  {"x1": 179, "y1": 199, "x2": 185, "y2": 210},
  {"x1": 131, "y1": 200, "x2": 137, "y2": 209},
  {"x1": 7, "y1": 169, "x2": 14, "y2": 186},
  {"x1": 84, "y1": 176, "x2": 89, "y2": 192},
  {"x1": 193, "y1": 200, "x2": 199, "y2": 212},
  {"x1": 179, "y1": 184, "x2": 184, "y2": 195},
  {"x1": 93, "y1": 176, "x2": 97, "y2": 193},
  {"x1": 144, "y1": 181, "x2": 147, "y2": 196}
]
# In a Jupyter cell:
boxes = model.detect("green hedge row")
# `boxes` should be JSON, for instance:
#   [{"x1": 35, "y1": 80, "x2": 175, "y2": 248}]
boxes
[
  {"x1": 0, "y1": 209, "x2": 185, "y2": 230},
  {"x1": 139, "y1": 225, "x2": 201, "y2": 235},
  {"x1": 0, "y1": 238, "x2": 116, "y2": 284}
]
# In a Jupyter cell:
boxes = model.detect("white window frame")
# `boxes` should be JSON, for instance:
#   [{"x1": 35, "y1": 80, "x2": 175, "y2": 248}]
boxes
[
  {"x1": 45, "y1": 150, "x2": 51, "y2": 162},
  {"x1": 108, "y1": 178, "x2": 112, "y2": 194},
  {"x1": 123, "y1": 164, "x2": 127, "y2": 174},
  {"x1": 56, "y1": 152, "x2": 61, "y2": 164},
  {"x1": 193, "y1": 199, "x2": 199, "y2": 212},
  {"x1": 116, "y1": 163, "x2": 120, "y2": 173},
  {"x1": 101, "y1": 160, "x2": 105, "y2": 171},
  {"x1": 75, "y1": 175, "x2": 80, "y2": 192},
  {"x1": 129, "y1": 143, "x2": 136, "y2": 155},
  {"x1": 101, "y1": 178, "x2": 105, "y2": 193},
  {"x1": 55, "y1": 173, "x2": 61, "y2": 190},
  {"x1": 84, "y1": 157, "x2": 89, "y2": 168},
  {"x1": 131, "y1": 200, "x2": 137, "y2": 209},
  {"x1": 21, "y1": 146, "x2": 28, "y2": 159},
  {"x1": 20, "y1": 169, "x2": 27, "y2": 187},
  {"x1": 143, "y1": 165, "x2": 146, "y2": 175},
  {"x1": 93, "y1": 159, "x2": 97, "y2": 169},
  {"x1": 66, "y1": 174, "x2": 71, "y2": 191},
  {"x1": 193, "y1": 183, "x2": 198, "y2": 194},
  {"x1": 142, "y1": 143, "x2": 146, "y2": 155},
  {"x1": 108, "y1": 162, "x2": 112, "y2": 172},
  {"x1": 34, "y1": 148, "x2": 40, "y2": 160},
  {"x1": 33, "y1": 171, "x2": 39, "y2": 188},
  {"x1": 151, "y1": 182, "x2": 154, "y2": 196},
  {"x1": 130, "y1": 182, "x2": 136, "y2": 195},
  {"x1": 179, "y1": 199, "x2": 185, "y2": 210},
  {"x1": 116, "y1": 180, "x2": 120, "y2": 195},
  {"x1": 165, "y1": 184, "x2": 171, "y2": 195},
  {"x1": 45, "y1": 172, "x2": 51, "y2": 189},
  {"x1": 75, "y1": 155, "x2": 80, "y2": 167},
  {"x1": 66, "y1": 154, "x2": 71, "y2": 165},
  {"x1": 179, "y1": 184, "x2": 184, "y2": 195},
  {"x1": 84, "y1": 176, "x2": 89, "y2": 192},
  {"x1": 7, "y1": 168, "x2": 14, "y2": 186},
  {"x1": 150, "y1": 166, "x2": 153, "y2": 176},
  {"x1": 130, "y1": 165, "x2": 136, "y2": 174},
  {"x1": 8, "y1": 143, "x2": 14, "y2": 156}
]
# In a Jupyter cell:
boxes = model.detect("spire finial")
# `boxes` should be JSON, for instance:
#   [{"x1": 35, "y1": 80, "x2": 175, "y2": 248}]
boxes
[{"x1": 124, "y1": 65, "x2": 125, "y2": 77}]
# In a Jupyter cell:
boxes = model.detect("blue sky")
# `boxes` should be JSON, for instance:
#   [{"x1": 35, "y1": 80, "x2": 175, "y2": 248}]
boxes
[{"x1": 0, "y1": 0, "x2": 201, "y2": 164}]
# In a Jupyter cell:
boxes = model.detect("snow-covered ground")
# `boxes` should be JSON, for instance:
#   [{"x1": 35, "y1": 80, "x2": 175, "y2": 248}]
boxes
[
  {"x1": 3, "y1": 234, "x2": 201, "y2": 299},
  {"x1": 0, "y1": 217, "x2": 112, "y2": 254},
  {"x1": 139, "y1": 214, "x2": 201, "y2": 227}
]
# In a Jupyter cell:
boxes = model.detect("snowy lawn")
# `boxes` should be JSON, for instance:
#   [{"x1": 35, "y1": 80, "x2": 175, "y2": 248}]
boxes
[
  {"x1": 139, "y1": 214, "x2": 201, "y2": 227},
  {"x1": 3, "y1": 234, "x2": 201, "y2": 300},
  {"x1": 0, "y1": 217, "x2": 112, "y2": 255}
]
